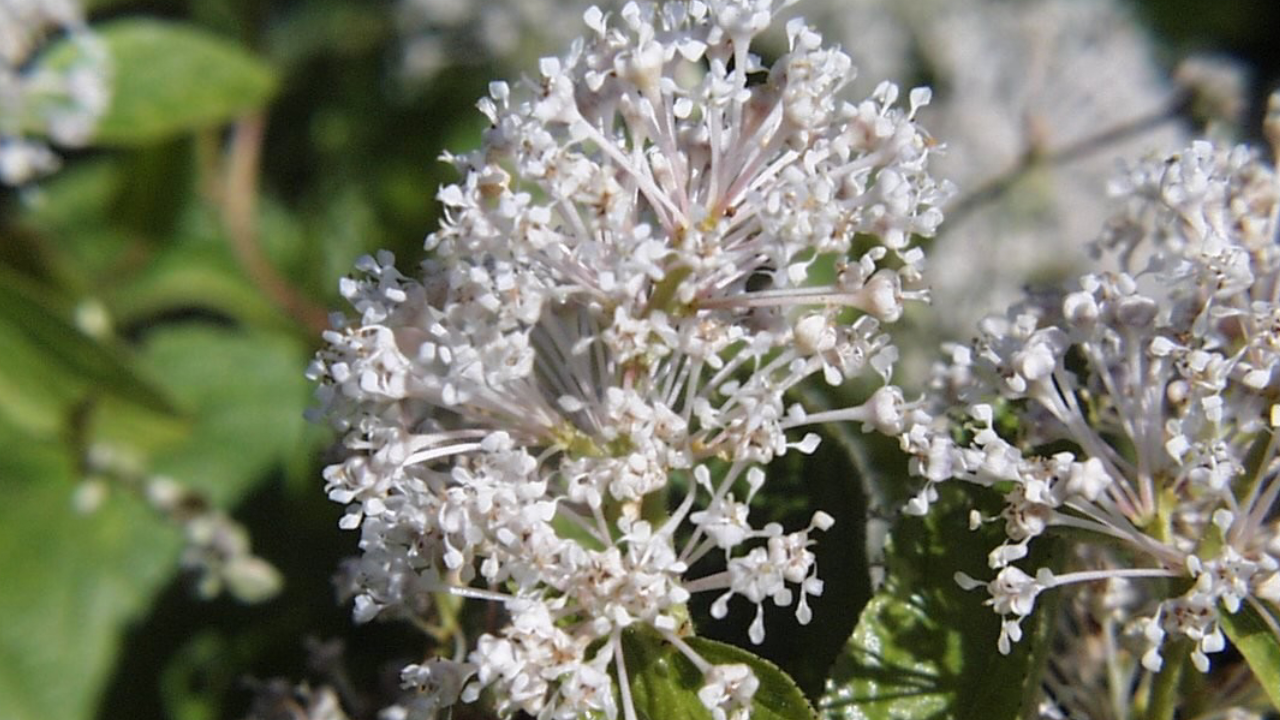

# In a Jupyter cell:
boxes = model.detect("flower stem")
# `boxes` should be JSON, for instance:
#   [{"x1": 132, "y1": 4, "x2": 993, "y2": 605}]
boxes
[
  {"x1": 219, "y1": 114, "x2": 330, "y2": 335},
  {"x1": 1143, "y1": 640, "x2": 1188, "y2": 720}
]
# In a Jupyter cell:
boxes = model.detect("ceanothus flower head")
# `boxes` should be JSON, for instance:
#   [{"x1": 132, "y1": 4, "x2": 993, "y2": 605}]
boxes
[
  {"x1": 309, "y1": 2, "x2": 947, "y2": 718},
  {"x1": 903, "y1": 93, "x2": 1280, "y2": 684}
]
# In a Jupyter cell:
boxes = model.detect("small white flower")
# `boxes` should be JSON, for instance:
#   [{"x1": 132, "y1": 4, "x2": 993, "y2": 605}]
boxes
[{"x1": 698, "y1": 663, "x2": 759, "y2": 720}]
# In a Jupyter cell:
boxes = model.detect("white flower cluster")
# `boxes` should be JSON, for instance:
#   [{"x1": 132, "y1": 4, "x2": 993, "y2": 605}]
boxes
[
  {"x1": 904, "y1": 96, "x2": 1280, "y2": 676},
  {"x1": 913, "y1": 0, "x2": 1187, "y2": 328},
  {"x1": 0, "y1": 0, "x2": 109, "y2": 185},
  {"x1": 398, "y1": 0, "x2": 1208, "y2": 360},
  {"x1": 77, "y1": 443, "x2": 284, "y2": 605},
  {"x1": 310, "y1": 2, "x2": 948, "y2": 718}
]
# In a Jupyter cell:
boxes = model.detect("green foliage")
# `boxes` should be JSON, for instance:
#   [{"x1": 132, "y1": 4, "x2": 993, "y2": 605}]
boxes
[
  {"x1": 622, "y1": 627, "x2": 817, "y2": 720},
  {"x1": 39, "y1": 19, "x2": 278, "y2": 146},
  {"x1": 0, "y1": 421, "x2": 180, "y2": 720},
  {"x1": 107, "y1": 241, "x2": 291, "y2": 330},
  {"x1": 821, "y1": 488, "x2": 1058, "y2": 720},
  {"x1": 128, "y1": 325, "x2": 316, "y2": 500},
  {"x1": 0, "y1": 270, "x2": 174, "y2": 418},
  {"x1": 1219, "y1": 603, "x2": 1280, "y2": 711},
  {"x1": 0, "y1": 320, "x2": 317, "y2": 720},
  {"x1": 0, "y1": 2, "x2": 384, "y2": 711}
]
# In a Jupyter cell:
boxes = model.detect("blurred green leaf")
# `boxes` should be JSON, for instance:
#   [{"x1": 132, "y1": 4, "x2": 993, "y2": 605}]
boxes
[
  {"x1": 41, "y1": 19, "x2": 277, "y2": 145},
  {"x1": 265, "y1": 0, "x2": 391, "y2": 68},
  {"x1": 10, "y1": 158, "x2": 140, "y2": 292},
  {"x1": 19, "y1": 145, "x2": 192, "y2": 272},
  {"x1": 135, "y1": 324, "x2": 316, "y2": 503},
  {"x1": 623, "y1": 627, "x2": 817, "y2": 720},
  {"x1": 20, "y1": 158, "x2": 121, "y2": 234},
  {"x1": 303, "y1": 187, "x2": 383, "y2": 301},
  {"x1": 0, "y1": 419, "x2": 181, "y2": 720},
  {"x1": 0, "y1": 309, "x2": 87, "y2": 436},
  {"x1": 83, "y1": 0, "x2": 173, "y2": 11},
  {"x1": 1219, "y1": 602, "x2": 1280, "y2": 711},
  {"x1": 0, "y1": 321, "x2": 318, "y2": 720},
  {"x1": 0, "y1": 268, "x2": 175, "y2": 423},
  {"x1": 159, "y1": 632, "x2": 239, "y2": 720},
  {"x1": 821, "y1": 488, "x2": 1058, "y2": 720},
  {"x1": 111, "y1": 140, "x2": 194, "y2": 240},
  {"x1": 257, "y1": 193, "x2": 308, "y2": 285},
  {"x1": 107, "y1": 241, "x2": 288, "y2": 330}
]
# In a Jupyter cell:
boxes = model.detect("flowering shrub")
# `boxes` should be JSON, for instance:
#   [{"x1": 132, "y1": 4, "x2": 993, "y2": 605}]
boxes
[
  {"x1": 2, "y1": 1, "x2": 1280, "y2": 719},
  {"x1": 308, "y1": 2, "x2": 947, "y2": 717}
]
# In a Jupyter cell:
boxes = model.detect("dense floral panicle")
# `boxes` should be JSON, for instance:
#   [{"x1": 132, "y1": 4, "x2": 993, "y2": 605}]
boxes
[
  {"x1": 903, "y1": 97, "x2": 1280, "y2": 678},
  {"x1": 913, "y1": 0, "x2": 1186, "y2": 323},
  {"x1": 0, "y1": 0, "x2": 109, "y2": 185},
  {"x1": 309, "y1": 2, "x2": 945, "y2": 719}
]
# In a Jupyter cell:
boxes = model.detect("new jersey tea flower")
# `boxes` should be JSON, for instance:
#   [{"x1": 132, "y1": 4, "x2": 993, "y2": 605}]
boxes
[
  {"x1": 904, "y1": 94, "x2": 1280, "y2": 679},
  {"x1": 309, "y1": 1, "x2": 948, "y2": 718}
]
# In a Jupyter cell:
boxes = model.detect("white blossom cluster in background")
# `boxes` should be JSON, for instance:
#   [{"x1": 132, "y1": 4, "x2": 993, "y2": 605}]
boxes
[
  {"x1": 0, "y1": 0, "x2": 109, "y2": 185},
  {"x1": 911, "y1": 0, "x2": 1188, "y2": 328},
  {"x1": 309, "y1": 1, "x2": 950, "y2": 718},
  {"x1": 75, "y1": 443, "x2": 284, "y2": 605},
  {"x1": 795, "y1": 0, "x2": 1195, "y2": 344},
  {"x1": 902, "y1": 94, "x2": 1280, "y2": 697}
]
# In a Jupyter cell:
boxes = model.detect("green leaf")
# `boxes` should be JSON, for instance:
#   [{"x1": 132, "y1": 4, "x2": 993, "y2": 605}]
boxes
[
  {"x1": 159, "y1": 632, "x2": 240, "y2": 720},
  {"x1": 15, "y1": 160, "x2": 141, "y2": 285},
  {"x1": 0, "y1": 419, "x2": 182, "y2": 720},
  {"x1": 0, "y1": 268, "x2": 176, "y2": 425},
  {"x1": 621, "y1": 627, "x2": 816, "y2": 720},
  {"x1": 0, "y1": 307, "x2": 88, "y2": 436},
  {"x1": 821, "y1": 487, "x2": 1059, "y2": 720},
  {"x1": 41, "y1": 19, "x2": 277, "y2": 145},
  {"x1": 107, "y1": 241, "x2": 289, "y2": 331},
  {"x1": 1219, "y1": 602, "x2": 1280, "y2": 710},
  {"x1": 130, "y1": 324, "x2": 317, "y2": 503},
  {"x1": 0, "y1": 323, "x2": 320, "y2": 720}
]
